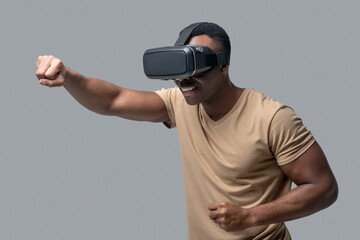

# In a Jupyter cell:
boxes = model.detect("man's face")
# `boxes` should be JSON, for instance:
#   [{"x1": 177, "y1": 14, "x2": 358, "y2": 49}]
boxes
[{"x1": 174, "y1": 34, "x2": 228, "y2": 106}]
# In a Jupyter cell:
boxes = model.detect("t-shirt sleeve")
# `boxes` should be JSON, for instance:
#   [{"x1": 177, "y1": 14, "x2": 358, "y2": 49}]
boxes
[
  {"x1": 269, "y1": 106, "x2": 315, "y2": 166},
  {"x1": 154, "y1": 88, "x2": 177, "y2": 128}
]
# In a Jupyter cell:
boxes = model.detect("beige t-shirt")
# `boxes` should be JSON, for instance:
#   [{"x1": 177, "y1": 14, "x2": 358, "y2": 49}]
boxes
[{"x1": 155, "y1": 87, "x2": 315, "y2": 240}]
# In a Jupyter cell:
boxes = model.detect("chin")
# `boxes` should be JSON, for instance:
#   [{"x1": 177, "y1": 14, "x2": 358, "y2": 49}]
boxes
[{"x1": 183, "y1": 96, "x2": 201, "y2": 106}]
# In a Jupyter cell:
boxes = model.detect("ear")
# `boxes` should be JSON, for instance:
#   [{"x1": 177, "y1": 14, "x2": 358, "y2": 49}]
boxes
[{"x1": 221, "y1": 64, "x2": 229, "y2": 73}]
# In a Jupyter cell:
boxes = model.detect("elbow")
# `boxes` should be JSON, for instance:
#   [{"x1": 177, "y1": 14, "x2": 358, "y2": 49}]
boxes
[
  {"x1": 328, "y1": 179, "x2": 339, "y2": 206},
  {"x1": 321, "y1": 177, "x2": 339, "y2": 209}
]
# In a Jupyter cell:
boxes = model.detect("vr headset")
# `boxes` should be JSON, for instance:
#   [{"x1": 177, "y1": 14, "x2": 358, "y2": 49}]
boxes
[{"x1": 143, "y1": 22, "x2": 229, "y2": 80}]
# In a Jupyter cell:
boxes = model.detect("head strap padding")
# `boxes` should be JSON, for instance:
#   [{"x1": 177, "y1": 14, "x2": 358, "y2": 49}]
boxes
[{"x1": 174, "y1": 22, "x2": 206, "y2": 46}]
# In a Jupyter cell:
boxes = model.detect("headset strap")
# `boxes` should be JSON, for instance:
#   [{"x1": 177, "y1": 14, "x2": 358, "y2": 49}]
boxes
[
  {"x1": 174, "y1": 22, "x2": 206, "y2": 46},
  {"x1": 175, "y1": 22, "x2": 229, "y2": 65},
  {"x1": 206, "y1": 52, "x2": 229, "y2": 66}
]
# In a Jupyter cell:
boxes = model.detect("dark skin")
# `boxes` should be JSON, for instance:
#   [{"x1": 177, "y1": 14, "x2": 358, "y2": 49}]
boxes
[
  {"x1": 174, "y1": 35, "x2": 243, "y2": 120},
  {"x1": 36, "y1": 34, "x2": 338, "y2": 232},
  {"x1": 177, "y1": 35, "x2": 338, "y2": 232},
  {"x1": 208, "y1": 141, "x2": 338, "y2": 231}
]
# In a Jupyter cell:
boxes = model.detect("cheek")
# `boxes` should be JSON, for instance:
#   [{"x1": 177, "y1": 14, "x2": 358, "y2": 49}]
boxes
[{"x1": 206, "y1": 75, "x2": 222, "y2": 89}]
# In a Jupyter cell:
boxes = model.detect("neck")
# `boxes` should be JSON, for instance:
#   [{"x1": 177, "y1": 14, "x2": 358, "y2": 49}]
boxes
[{"x1": 201, "y1": 77, "x2": 243, "y2": 121}]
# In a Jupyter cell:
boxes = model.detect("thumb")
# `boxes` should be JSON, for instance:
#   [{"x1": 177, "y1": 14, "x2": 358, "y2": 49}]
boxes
[{"x1": 38, "y1": 73, "x2": 64, "y2": 87}]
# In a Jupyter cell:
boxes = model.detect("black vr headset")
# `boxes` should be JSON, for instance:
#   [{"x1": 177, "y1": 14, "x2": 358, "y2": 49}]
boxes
[{"x1": 143, "y1": 22, "x2": 229, "y2": 80}]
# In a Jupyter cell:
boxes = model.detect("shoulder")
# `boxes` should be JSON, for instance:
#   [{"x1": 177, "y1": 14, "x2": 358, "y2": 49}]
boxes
[
  {"x1": 155, "y1": 87, "x2": 195, "y2": 128},
  {"x1": 155, "y1": 87, "x2": 188, "y2": 110},
  {"x1": 155, "y1": 87, "x2": 181, "y2": 100},
  {"x1": 242, "y1": 88, "x2": 284, "y2": 119}
]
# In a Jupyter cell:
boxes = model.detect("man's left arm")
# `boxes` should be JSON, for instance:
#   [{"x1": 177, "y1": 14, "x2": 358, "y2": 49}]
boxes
[{"x1": 208, "y1": 141, "x2": 338, "y2": 232}]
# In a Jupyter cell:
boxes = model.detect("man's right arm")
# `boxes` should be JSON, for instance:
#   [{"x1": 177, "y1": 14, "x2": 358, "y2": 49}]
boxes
[{"x1": 36, "y1": 55, "x2": 170, "y2": 123}]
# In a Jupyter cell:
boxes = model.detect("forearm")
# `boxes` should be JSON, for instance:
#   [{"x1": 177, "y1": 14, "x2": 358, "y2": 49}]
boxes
[
  {"x1": 248, "y1": 181, "x2": 338, "y2": 227},
  {"x1": 63, "y1": 67, "x2": 122, "y2": 115},
  {"x1": 36, "y1": 55, "x2": 169, "y2": 122},
  {"x1": 247, "y1": 142, "x2": 339, "y2": 228}
]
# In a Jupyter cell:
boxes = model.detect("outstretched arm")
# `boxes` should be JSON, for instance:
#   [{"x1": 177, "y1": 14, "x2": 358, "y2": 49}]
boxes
[
  {"x1": 208, "y1": 141, "x2": 338, "y2": 231},
  {"x1": 36, "y1": 55, "x2": 169, "y2": 123}
]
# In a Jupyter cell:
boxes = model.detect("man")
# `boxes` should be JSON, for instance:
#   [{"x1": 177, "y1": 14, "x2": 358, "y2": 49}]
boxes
[{"x1": 36, "y1": 22, "x2": 338, "y2": 239}]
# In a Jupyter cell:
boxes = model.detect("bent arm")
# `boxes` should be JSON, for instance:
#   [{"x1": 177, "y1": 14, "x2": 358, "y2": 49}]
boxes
[
  {"x1": 208, "y1": 141, "x2": 338, "y2": 232},
  {"x1": 36, "y1": 55, "x2": 170, "y2": 123},
  {"x1": 248, "y1": 141, "x2": 338, "y2": 226}
]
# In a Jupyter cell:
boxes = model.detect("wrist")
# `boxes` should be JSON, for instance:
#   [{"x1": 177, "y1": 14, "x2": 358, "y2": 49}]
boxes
[
  {"x1": 62, "y1": 66, "x2": 71, "y2": 86},
  {"x1": 246, "y1": 207, "x2": 259, "y2": 228},
  {"x1": 63, "y1": 66, "x2": 83, "y2": 88}
]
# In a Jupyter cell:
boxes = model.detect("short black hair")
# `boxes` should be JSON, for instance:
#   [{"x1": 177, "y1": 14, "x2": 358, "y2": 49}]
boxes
[{"x1": 185, "y1": 22, "x2": 231, "y2": 64}]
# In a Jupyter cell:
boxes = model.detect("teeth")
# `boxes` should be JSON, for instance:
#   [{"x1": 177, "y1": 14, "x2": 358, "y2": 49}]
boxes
[{"x1": 181, "y1": 86, "x2": 196, "y2": 92}]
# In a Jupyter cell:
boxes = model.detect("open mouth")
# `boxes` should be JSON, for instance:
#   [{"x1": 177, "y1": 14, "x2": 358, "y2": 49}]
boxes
[
  {"x1": 180, "y1": 86, "x2": 197, "y2": 96},
  {"x1": 176, "y1": 77, "x2": 200, "y2": 96},
  {"x1": 181, "y1": 86, "x2": 196, "y2": 92}
]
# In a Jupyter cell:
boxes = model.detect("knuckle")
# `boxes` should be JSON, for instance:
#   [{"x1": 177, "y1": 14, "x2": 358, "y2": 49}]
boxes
[
  {"x1": 220, "y1": 209, "x2": 226, "y2": 215},
  {"x1": 44, "y1": 72, "x2": 52, "y2": 78},
  {"x1": 54, "y1": 58, "x2": 63, "y2": 67}
]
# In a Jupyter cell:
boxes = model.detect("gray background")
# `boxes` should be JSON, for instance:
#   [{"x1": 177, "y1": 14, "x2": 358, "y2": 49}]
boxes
[{"x1": 1, "y1": 0, "x2": 359, "y2": 239}]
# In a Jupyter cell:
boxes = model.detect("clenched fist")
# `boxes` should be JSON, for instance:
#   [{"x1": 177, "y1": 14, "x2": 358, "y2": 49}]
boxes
[
  {"x1": 36, "y1": 55, "x2": 66, "y2": 87},
  {"x1": 208, "y1": 201, "x2": 253, "y2": 232}
]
